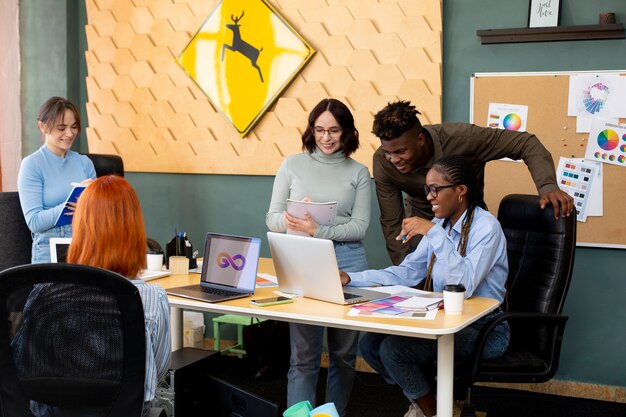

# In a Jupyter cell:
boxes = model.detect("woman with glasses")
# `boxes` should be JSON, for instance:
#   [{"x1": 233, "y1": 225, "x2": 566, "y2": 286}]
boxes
[
  {"x1": 340, "y1": 155, "x2": 509, "y2": 417},
  {"x1": 266, "y1": 98, "x2": 371, "y2": 416}
]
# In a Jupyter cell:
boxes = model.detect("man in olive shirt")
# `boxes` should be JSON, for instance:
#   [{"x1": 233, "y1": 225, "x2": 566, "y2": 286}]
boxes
[{"x1": 373, "y1": 100, "x2": 574, "y2": 265}]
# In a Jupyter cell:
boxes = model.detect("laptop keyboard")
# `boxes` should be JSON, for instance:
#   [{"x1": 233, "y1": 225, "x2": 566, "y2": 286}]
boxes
[
  {"x1": 343, "y1": 292, "x2": 360, "y2": 300},
  {"x1": 199, "y1": 286, "x2": 242, "y2": 298}
]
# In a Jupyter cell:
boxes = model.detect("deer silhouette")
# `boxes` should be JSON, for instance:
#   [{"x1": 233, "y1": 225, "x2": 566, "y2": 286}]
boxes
[{"x1": 221, "y1": 11, "x2": 264, "y2": 83}]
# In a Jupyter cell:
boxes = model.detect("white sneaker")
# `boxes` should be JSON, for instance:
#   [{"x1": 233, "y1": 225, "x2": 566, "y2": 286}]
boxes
[{"x1": 403, "y1": 404, "x2": 426, "y2": 417}]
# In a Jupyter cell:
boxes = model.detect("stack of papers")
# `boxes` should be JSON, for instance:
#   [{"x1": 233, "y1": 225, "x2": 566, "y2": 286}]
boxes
[
  {"x1": 347, "y1": 286, "x2": 443, "y2": 320},
  {"x1": 394, "y1": 294, "x2": 443, "y2": 310}
]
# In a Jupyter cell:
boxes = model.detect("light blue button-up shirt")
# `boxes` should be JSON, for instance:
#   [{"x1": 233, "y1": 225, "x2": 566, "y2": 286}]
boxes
[{"x1": 348, "y1": 207, "x2": 508, "y2": 303}]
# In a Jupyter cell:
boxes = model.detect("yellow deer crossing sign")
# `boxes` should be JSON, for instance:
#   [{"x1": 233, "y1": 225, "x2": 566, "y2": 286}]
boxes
[{"x1": 178, "y1": 0, "x2": 315, "y2": 137}]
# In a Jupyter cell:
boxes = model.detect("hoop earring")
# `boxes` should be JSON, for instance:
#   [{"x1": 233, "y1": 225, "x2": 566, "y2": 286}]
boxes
[{"x1": 458, "y1": 195, "x2": 463, "y2": 203}]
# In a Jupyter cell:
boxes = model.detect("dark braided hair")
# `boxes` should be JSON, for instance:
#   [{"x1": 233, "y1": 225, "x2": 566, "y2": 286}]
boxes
[
  {"x1": 372, "y1": 100, "x2": 423, "y2": 141},
  {"x1": 422, "y1": 155, "x2": 485, "y2": 291}
]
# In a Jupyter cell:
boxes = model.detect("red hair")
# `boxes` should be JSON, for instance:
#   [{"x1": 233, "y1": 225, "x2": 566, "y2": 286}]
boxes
[{"x1": 68, "y1": 175, "x2": 146, "y2": 278}]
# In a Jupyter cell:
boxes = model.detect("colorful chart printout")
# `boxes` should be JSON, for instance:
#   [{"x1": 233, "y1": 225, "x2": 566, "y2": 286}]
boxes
[
  {"x1": 568, "y1": 74, "x2": 626, "y2": 119},
  {"x1": 556, "y1": 157, "x2": 600, "y2": 222},
  {"x1": 487, "y1": 103, "x2": 528, "y2": 132},
  {"x1": 348, "y1": 295, "x2": 439, "y2": 320},
  {"x1": 584, "y1": 119, "x2": 626, "y2": 168}
]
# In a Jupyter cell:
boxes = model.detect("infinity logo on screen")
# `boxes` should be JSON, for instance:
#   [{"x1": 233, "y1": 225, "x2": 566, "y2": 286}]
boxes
[{"x1": 216, "y1": 252, "x2": 246, "y2": 271}]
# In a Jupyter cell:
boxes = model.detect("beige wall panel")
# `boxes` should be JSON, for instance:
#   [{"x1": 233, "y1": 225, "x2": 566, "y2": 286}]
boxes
[{"x1": 85, "y1": 0, "x2": 442, "y2": 175}]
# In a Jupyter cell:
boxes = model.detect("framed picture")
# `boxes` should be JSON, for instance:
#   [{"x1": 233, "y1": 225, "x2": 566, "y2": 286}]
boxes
[{"x1": 528, "y1": 0, "x2": 561, "y2": 28}]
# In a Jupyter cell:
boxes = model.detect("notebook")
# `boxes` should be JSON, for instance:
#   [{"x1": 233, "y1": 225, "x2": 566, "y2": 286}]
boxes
[
  {"x1": 267, "y1": 232, "x2": 388, "y2": 305},
  {"x1": 48, "y1": 237, "x2": 171, "y2": 281},
  {"x1": 54, "y1": 184, "x2": 86, "y2": 227},
  {"x1": 166, "y1": 233, "x2": 261, "y2": 303}
]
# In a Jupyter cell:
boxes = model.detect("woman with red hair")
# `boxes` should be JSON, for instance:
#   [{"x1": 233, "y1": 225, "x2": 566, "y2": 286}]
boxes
[{"x1": 68, "y1": 175, "x2": 171, "y2": 415}]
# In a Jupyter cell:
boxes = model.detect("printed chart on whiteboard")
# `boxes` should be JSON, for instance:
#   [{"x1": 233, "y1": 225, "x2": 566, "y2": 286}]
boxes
[
  {"x1": 556, "y1": 157, "x2": 601, "y2": 222},
  {"x1": 584, "y1": 119, "x2": 626, "y2": 166}
]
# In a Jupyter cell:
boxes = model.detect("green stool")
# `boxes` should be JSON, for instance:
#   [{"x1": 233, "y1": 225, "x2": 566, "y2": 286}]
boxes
[{"x1": 212, "y1": 314, "x2": 266, "y2": 358}]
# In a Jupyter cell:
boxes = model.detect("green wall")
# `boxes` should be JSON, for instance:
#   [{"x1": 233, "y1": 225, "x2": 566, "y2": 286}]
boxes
[
  {"x1": 20, "y1": 0, "x2": 626, "y2": 388},
  {"x1": 443, "y1": 0, "x2": 626, "y2": 385}
]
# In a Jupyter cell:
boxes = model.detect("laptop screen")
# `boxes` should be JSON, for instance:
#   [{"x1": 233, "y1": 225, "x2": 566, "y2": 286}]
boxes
[
  {"x1": 200, "y1": 233, "x2": 260, "y2": 291},
  {"x1": 49, "y1": 237, "x2": 72, "y2": 263}
]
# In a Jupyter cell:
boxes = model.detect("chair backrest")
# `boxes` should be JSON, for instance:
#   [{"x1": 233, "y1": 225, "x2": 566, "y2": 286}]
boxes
[
  {"x1": 0, "y1": 192, "x2": 33, "y2": 271},
  {"x1": 83, "y1": 153, "x2": 125, "y2": 177},
  {"x1": 497, "y1": 194, "x2": 576, "y2": 316},
  {"x1": 497, "y1": 194, "x2": 576, "y2": 356},
  {"x1": 0, "y1": 263, "x2": 145, "y2": 417}
]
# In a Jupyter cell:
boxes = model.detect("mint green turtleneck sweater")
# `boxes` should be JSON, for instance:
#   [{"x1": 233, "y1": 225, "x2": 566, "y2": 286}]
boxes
[{"x1": 266, "y1": 149, "x2": 371, "y2": 241}]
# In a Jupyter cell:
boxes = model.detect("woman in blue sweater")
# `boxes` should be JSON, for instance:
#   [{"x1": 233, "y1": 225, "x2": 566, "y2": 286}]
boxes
[
  {"x1": 266, "y1": 98, "x2": 371, "y2": 416},
  {"x1": 17, "y1": 97, "x2": 96, "y2": 263}
]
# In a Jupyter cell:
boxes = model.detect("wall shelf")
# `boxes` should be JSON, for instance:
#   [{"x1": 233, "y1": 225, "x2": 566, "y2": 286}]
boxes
[{"x1": 477, "y1": 24, "x2": 624, "y2": 44}]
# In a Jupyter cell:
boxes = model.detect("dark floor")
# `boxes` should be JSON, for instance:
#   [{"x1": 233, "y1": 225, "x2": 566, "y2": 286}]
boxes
[{"x1": 212, "y1": 355, "x2": 626, "y2": 417}]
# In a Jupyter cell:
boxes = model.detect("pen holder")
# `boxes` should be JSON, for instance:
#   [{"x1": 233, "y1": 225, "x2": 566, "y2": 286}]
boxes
[{"x1": 165, "y1": 235, "x2": 197, "y2": 269}]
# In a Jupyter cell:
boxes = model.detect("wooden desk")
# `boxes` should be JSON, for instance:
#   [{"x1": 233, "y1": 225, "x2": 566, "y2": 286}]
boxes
[{"x1": 155, "y1": 258, "x2": 499, "y2": 417}]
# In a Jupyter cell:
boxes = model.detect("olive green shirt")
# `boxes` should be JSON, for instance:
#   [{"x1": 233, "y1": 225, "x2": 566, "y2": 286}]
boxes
[{"x1": 373, "y1": 122, "x2": 559, "y2": 265}]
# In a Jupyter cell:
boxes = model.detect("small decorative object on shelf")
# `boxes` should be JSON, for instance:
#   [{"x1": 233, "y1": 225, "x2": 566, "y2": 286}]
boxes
[
  {"x1": 528, "y1": 0, "x2": 561, "y2": 28},
  {"x1": 599, "y1": 12, "x2": 616, "y2": 25}
]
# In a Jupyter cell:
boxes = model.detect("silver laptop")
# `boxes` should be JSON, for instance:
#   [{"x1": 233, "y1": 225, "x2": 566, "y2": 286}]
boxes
[
  {"x1": 267, "y1": 232, "x2": 388, "y2": 305},
  {"x1": 166, "y1": 233, "x2": 260, "y2": 303},
  {"x1": 49, "y1": 237, "x2": 171, "y2": 281}
]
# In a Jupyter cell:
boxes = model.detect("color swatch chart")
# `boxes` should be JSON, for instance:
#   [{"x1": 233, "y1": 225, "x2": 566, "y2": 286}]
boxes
[{"x1": 556, "y1": 158, "x2": 599, "y2": 222}]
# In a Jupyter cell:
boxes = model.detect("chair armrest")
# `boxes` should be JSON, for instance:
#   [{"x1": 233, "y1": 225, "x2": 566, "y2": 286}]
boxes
[{"x1": 464, "y1": 311, "x2": 568, "y2": 382}]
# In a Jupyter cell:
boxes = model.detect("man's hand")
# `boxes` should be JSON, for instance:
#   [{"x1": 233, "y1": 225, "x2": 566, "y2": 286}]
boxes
[{"x1": 540, "y1": 189, "x2": 574, "y2": 219}]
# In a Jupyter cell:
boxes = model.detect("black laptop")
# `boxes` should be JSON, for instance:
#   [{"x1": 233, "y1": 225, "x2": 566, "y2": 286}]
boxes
[{"x1": 166, "y1": 233, "x2": 260, "y2": 303}]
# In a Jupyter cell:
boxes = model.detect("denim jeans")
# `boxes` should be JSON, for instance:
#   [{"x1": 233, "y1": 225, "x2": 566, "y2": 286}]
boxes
[
  {"x1": 31, "y1": 224, "x2": 73, "y2": 264},
  {"x1": 287, "y1": 241, "x2": 367, "y2": 417},
  {"x1": 359, "y1": 310, "x2": 510, "y2": 400}
]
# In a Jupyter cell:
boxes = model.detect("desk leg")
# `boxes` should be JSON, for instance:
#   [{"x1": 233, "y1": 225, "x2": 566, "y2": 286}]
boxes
[
  {"x1": 170, "y1": 306, "x2": 183, "y2": 352},
  {"x1": 436, "y1": 334, "x2": 454, "y2": 417}
]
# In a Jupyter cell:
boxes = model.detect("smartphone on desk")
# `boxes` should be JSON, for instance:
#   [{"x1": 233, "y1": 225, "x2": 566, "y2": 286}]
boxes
[{"x1": 250, "y1": 296, "x2": 294, "y2": 307}]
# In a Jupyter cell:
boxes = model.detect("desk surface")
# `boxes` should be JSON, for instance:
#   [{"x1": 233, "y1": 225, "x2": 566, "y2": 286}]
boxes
[{"x1": 158, "y1": 258, "x2": 499, "y2": 339}]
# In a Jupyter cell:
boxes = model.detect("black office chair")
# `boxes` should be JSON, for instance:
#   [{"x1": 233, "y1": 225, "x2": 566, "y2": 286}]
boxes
[
  {"x1": 83, "y1": 153, "x2": 125, "y2": 177},
  {"x1": 460, "y1": 194, "x2": 577, "y2": 416},
  {"x1": 0, "y1": 263, "x2": 164, "y2": 417},
  {"x1": 0, "y1": 192, "x2": 33, "y2": 271}
]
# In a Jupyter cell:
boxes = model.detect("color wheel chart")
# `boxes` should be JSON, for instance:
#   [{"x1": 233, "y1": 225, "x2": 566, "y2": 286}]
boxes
[
  {"x1": 502, "y1": 113, "x2": 522, "y2": 130},
  {"x1": 486, "y1": 102, "x2": 528, "y2": 132},
  {"x1": 582, "y1": 82, "x2": 610, "y2": 114},
  {"x1": 585, "y1": 119, "x2": 626, "y2": 167},
  {"x1": 597, "y1": 129, "x2": 619, "y2": 150}
]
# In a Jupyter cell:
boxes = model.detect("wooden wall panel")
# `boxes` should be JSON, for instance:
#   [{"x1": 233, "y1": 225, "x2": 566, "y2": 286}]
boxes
[{"x1": 85, "y1": 0, "x2": 442, "y2": 175}]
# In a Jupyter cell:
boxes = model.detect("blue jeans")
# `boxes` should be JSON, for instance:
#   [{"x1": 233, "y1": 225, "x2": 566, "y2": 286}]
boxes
[
  {"x1": 287, "y1": 241, "x2": 367, "y2": 417},
  {"x1": 359, "y1": 310, "x2": 510, "y2": 400},
  {"x1": 31, "y1": 224, "x2": 73, "y2": 264}
]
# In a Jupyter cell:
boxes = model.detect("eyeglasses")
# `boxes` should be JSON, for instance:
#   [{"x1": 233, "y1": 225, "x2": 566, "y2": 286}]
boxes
[
  {"x1": 423, "y1": 184, "x2": 457, "y2": 198},
  {"x1": 312, "y1": 127, "x2": 342, "y2": 138}
]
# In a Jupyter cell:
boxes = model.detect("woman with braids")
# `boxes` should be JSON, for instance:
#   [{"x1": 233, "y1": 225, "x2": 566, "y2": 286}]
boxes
[{"x1": 339, "y1": 155, "x2": 509, "y2": 417}]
